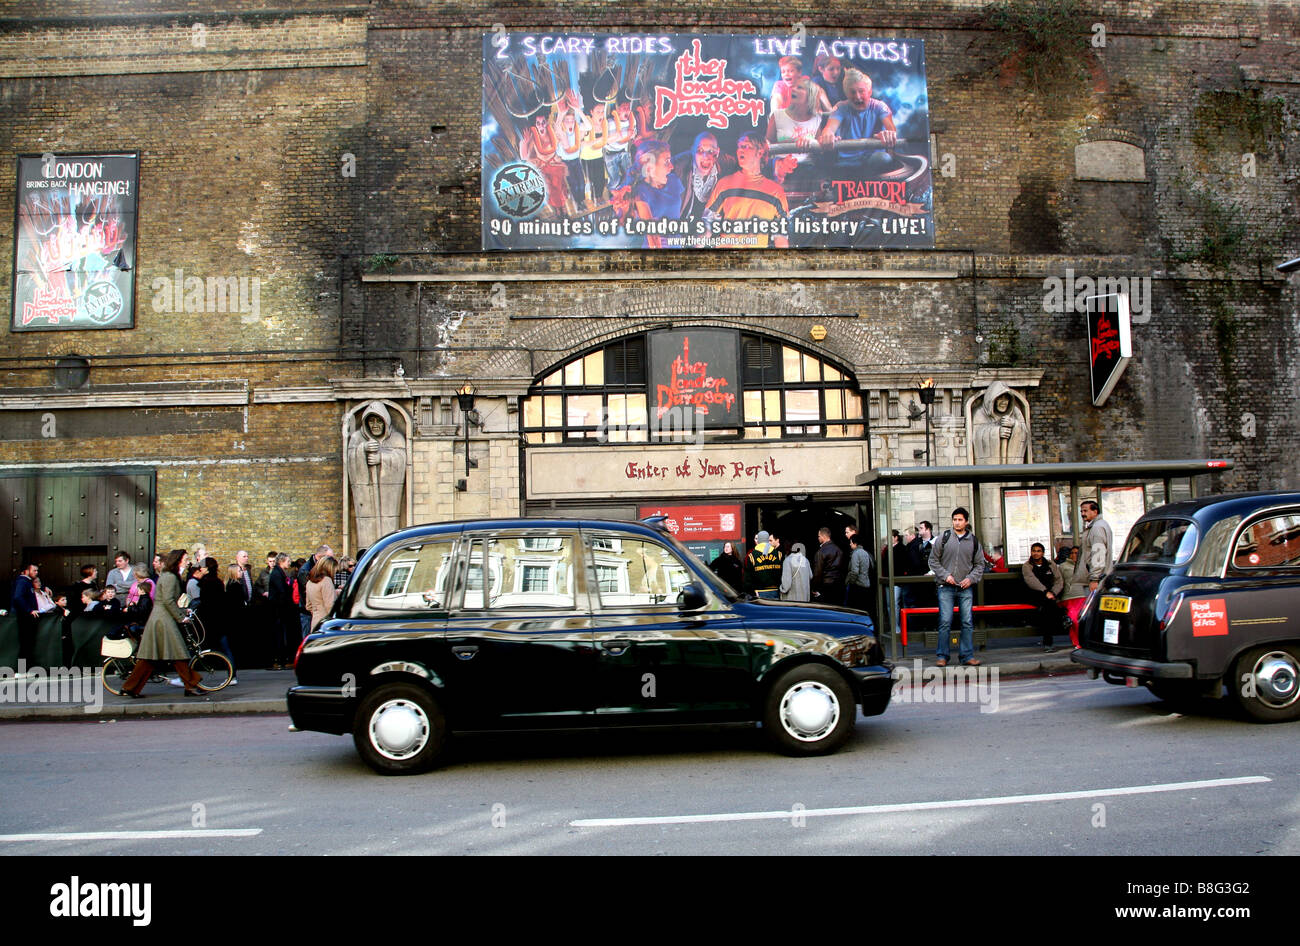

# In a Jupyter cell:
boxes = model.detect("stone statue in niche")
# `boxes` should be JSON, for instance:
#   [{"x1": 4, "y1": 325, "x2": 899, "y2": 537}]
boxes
[
  {"x1": 968, "y1": 381, "x2": 1030, "y2": 465},
  {"x1": 347, "y1": 401, "x2": 407, "y2": 548}
]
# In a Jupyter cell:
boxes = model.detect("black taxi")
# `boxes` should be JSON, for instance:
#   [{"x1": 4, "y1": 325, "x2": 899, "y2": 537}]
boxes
[
  {"x1": 288, "y1": 518, "x2": 893, "y2": 773},
  {"x1": 1073, "y1": 491, "x2": 1300, "y2": 721}
]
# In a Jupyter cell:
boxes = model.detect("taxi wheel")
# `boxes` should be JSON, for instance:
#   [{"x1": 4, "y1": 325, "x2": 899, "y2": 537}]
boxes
[
  {"x1": 353, "y1": 682, "x2": 447, "y2": 774},
  {"x1": 1231, "y1": 645, "x2": 1300, "y2": 723},
  {"x1": 763, "y1": 664, "x2": 855, "y2": 756}
]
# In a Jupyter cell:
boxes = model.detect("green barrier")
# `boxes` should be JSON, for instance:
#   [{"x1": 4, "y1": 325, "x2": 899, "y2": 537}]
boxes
[
  {"x1": 0, "y1": 612, "x2": 15, "y2": 669},
  {"x1": 0, "y1": 612, "x2": 83, "y2": 670},
  {"x1": 70, "y1": 615, "x2": 117, "y2": 669},
  {"x1": 34, "y1": 614, "x2": 64, "y2": 668}
]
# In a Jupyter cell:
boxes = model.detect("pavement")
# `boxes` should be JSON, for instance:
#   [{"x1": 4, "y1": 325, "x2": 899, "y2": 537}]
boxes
[
  {"x1": 0, "y1": 637, "x2": 1085, "y2": 722},
  {"x1": 0, "y1": 668, "x2": 292, "y2": 720}
]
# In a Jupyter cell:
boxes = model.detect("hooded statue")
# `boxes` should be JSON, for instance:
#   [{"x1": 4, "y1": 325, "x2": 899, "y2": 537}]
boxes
[
  {"x1": 347, "y1": 401, "x2": 407, "y2": 548},
  {"x1": 970, "y1": 380, "x2": 1029, "y2": 465}
]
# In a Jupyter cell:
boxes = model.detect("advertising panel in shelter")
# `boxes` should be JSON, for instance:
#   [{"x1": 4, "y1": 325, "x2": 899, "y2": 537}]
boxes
[
  {"x1": 12, "y1": 152, "x2": 139, "y2": 331},
  {"x1": 482, "y1": 33, "x2": 932, "y2": 250}
]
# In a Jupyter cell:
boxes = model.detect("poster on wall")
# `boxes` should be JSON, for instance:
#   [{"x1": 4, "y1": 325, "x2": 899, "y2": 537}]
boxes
[
  {"x1": 639, "y1": 503, "x2": 743, "y2": 565},
  {"x1": 482, "y1": 33, "x2": 932, "y2": 250},
  {"x1": 1003, "y1": 488, "x2": 1052, "y2": 565},
  {"x1": 647, "y1": 329, "x2": 740, "y2": 432},
  {"x1": 12, "y1": 152, "x2": 139, "y2": 332},
  {"x1": 637, "y1": 503, "x2": 743, "y2": 541}
]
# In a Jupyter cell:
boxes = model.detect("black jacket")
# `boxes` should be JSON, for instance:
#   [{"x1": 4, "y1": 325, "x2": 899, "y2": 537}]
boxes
[
  {"x1": 709, "y1": 552, "x2": 744, "y2": 590},
  {"x1": 226, "y1": 577, "x2": 250, "y2": 609},
  {"x1": 121, "y1": 593, "x2": 153, "y2": 629},
  {"x1": 268, "y1": 566, "x2": 296, "y2": 614},
  {"x1": 296, "y1": 560, "x2": 315, "y2": 614},
  {"x1": 198, "y1": 573, "x2": 227, "y2": 632},
  {"x1": 812, "y1": 541, "x2": 846, "y2": 590},
  {"x1": 906, "y1": 537, "x2": 932, "y2": 575}
]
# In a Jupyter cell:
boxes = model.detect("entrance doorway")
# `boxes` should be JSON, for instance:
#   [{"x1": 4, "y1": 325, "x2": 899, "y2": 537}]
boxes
[
  {"x1": 747, "y1": 500, "x2": 870, "y2": 561},
  {"x1": 26, "y1": 546, "x2": 108, "y2": 598}
]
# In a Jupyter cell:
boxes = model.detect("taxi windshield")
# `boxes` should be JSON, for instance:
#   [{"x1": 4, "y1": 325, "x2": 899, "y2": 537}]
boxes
[{"x1": 1120, "y1": 518, "x2": 1198, "y2": 566}]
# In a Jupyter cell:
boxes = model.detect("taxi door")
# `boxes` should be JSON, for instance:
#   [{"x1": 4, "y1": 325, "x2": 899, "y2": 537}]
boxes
[
  {"x1": 584, "y1": 529, "x2": 753, "y2": 723},
  {"x1": 441, "y1": 528, "x2": 596, "y2": 727}
]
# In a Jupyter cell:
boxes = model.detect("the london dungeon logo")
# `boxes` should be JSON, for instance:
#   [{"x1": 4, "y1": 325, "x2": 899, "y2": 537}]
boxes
[{"x1": 491, "y1": 162, "x2": 547, "y2": 219}]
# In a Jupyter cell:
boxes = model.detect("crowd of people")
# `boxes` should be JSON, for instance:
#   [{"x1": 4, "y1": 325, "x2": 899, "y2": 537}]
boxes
[
  {"x1": 10, "y1": 508, "x2": 1114, "y2": 678},
  {"x1": 703, "y1": 505, "x2": 1112, "y2": 665},
  {"x1": 7, "y1": 543, "x2": 357, "y2": 677}
]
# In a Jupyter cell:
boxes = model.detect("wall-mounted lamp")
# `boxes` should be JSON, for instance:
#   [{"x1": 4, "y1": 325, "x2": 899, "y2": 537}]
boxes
[
  {"x1": 917, "y1": 377, "x2": 936, "y2": 467},
  {"x1": 455, "y1": 382, "x2": 478, "y2": 488}
]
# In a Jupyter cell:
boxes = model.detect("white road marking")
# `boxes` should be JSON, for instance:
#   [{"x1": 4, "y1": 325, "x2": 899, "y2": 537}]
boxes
[
  {"x1": 0, "y1": 829, "x2": 262, "y2": 842},
  {"x1": 570, "y1": 776, "x2": 1272, "y2": 828}
]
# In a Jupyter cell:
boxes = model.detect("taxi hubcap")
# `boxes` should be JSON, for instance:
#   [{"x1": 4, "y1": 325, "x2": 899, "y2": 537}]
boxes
[
  {"x1": 780, "y1": 681, "x2": 839, "y2": 741},
  {"x1": 1253, "y1": 653, "x2": 1300, "y2": 707},
  {"x1": 370, "y1": 699, "x2": 430, "y2": 760}
]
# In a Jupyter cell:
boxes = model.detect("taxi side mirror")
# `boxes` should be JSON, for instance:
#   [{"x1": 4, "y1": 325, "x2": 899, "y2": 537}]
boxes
[{"x1": 677, "y1": 583, "x2": 707, "y2": 611}]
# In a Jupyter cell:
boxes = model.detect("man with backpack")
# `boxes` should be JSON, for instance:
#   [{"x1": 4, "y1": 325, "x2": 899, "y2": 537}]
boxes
[{"x1": 927, "y1": 507, "x2": 986, "y2": 667}]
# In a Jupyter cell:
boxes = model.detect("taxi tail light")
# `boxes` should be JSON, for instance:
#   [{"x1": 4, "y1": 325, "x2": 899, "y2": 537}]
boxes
[
  {"x1": 293, "y1": 636, "x2": 308, "y2": 669},
  {"x1": 1158, "y1": 594, "x2": 1185, "y2": 631}
]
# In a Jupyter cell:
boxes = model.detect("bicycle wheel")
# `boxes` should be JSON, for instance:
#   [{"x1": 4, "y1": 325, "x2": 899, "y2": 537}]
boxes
[
  {"x1": 101, "y1": 657, "x2": 133, "y2": 696},
  {"x1": 183, "y1": 613, "x2": 206, "y2": 649},
  {"x1": 190, "y1": 650, "x2": 234, "y2": 692}
]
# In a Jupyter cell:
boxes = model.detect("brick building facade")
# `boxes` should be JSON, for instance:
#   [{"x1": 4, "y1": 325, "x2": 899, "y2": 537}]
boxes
[{"x1": 2, "y1": 0, "x2": 1297, "y2": 586}]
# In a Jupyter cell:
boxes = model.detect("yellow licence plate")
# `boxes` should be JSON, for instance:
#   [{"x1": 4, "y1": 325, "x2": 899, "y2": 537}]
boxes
[{"x1": 1100, "y1": 596, "x2": 1131, "y2": 614}]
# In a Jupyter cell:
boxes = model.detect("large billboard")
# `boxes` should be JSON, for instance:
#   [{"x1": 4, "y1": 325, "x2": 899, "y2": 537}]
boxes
[
  {"x1": 482, "y1": 33, "x2": 932, "y2": 251},
  {"x1": 12, "y1": 152, "x2": 139, "y2": 331}
]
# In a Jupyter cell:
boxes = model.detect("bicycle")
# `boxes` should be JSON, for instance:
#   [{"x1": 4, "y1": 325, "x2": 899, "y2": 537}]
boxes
[{"x1": 100, "y1": 611, "x2": 234, "y2": 695}]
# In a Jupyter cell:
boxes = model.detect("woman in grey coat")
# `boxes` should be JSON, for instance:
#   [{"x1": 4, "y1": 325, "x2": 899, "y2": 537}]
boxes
[
  {"x1": 779, "y1": 542, "x2": 812, "y2": 602},
  {"x1": 119, "y1": 549, "x2": 203, "y2": 697}
]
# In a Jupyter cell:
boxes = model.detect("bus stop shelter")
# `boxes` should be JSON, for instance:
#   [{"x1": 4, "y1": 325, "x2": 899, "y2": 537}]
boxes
[{"x1": 856, "y1": 459, "x2": 1235, "y2": 661}]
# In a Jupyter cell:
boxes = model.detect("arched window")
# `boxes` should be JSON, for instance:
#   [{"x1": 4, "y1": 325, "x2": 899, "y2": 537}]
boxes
[{"x1": 522, "y1": 332, "x2": 863, "y2": 444}]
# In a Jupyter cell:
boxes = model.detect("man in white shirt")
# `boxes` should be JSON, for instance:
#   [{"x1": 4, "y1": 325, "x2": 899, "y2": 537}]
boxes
[{"x1": 107, "y1": 552, "x2": 135, "y2": 596}]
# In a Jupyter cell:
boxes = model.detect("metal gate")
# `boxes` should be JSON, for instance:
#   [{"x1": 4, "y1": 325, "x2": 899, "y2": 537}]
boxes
[{"x1": 1, "y1": 468, "x2": 155, "y2": 593}]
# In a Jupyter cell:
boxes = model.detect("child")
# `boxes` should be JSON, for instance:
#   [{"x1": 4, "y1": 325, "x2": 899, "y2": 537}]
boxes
[
  {"x1": 769, "y1": 56, "x2": 804, "y2": 113},
  {"x1": 98, "y1": 584, "x2": 124, "y2": 616}
]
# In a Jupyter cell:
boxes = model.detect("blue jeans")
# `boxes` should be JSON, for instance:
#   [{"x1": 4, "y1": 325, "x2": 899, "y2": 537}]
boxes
[{"x1": 936, "y1": 583, "x2": 975, "y2": 663}]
